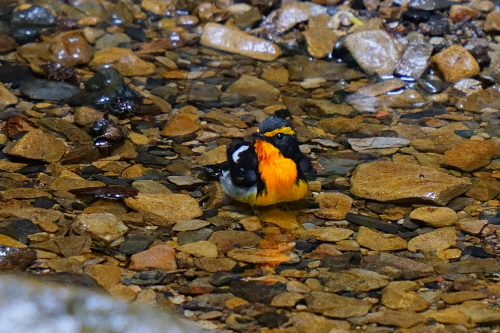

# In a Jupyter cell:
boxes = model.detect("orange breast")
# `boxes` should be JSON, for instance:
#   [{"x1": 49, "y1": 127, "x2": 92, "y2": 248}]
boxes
[{"x1": 253, "y1": 140, "x2": 308, "y2": 206}]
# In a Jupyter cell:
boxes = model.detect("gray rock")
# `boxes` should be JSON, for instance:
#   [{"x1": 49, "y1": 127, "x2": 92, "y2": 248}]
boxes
[
  {"x1": 20, "y1": 79, "x2": 80, "y2": 101},
  {"x1": 348, "y1": 137, "x2": 410, "y2": 151},
  {"x1": 395, "y1": 44, "x2": 433, "y2": 79},
  {"x1": 344, "y1": 30, "x2": 403, "y2": 76}
]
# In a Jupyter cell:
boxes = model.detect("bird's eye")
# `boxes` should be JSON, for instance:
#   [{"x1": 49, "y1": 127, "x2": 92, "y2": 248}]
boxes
[{"x1": 275, "y1": 133, "x2": 284, "y2": 140}]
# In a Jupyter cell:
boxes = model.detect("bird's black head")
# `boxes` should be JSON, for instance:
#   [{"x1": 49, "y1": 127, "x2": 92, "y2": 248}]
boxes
[{"x1": 253, "y1": 112, "x2": 301, "y2": 160}]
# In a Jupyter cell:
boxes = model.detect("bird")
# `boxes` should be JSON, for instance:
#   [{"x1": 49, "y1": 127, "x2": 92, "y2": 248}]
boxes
[{"x1": 220, "y1": 110, "x2": 313, "y2": 206}]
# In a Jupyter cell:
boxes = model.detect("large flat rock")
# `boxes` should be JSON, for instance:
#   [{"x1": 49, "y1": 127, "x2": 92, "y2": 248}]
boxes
[{"x1": 350, "y1": 161, "x2": 471, "y2": 205}]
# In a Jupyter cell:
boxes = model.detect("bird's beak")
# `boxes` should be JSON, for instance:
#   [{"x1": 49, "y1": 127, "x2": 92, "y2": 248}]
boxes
[{"x1": 252, "y1": 132, "x2": 268, "y2": 141}]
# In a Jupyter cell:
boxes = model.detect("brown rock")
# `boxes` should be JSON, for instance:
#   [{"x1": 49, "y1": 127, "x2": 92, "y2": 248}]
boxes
[
  {"x1": 407, "y1": 227, "x2": 457, "y2": 252},
  {"x1": 0, "y1": 207, "x2": 63, "y2": 227},
  {"x1": 350, "y1": 161, "x2": 472, "y2": 205},
  {"x1": 223, "y1": 75, "x2": 280, "y2": 104},
  {"x1": 129, "y1": 245, "x2": 177, "y2": 271},
  {"x1": 208, "y1": 230, "x2": 262, "y2": 253},
  {"x1": 201, "y1": 23, "x2": 282, "y2": 61},
  {"x1": 344, "y1": 29, "x2": 402, "y2": 76},
  {"x1": 303, "y1": 14, "x2": 337, "y2": 59},
  {"x1": 431, "y1": 45, "x2": 480, "y2": 82},
  {"x1": 484, "y1": 10, "x2": 500, "y2": 31},
  {"x1": 276, "y1": 4, "x2": 310, "y2": 32},
  {"x1": 356, "y1": 226, "x2": 407, "y2": 251},
  {"x1": 90, "y1": 47, "x2": 155, "y2": 76},
  {"x1": 449, "y1": 5, "x2": 480, "y2": 22},
  {"x1": 0, "y1": 188, "x2": 51, "y2": 200},
  {"x1": 227, "y1": 248, "x2": 290, "y2": 265},
  {"x1": 124, "y1": 193, "x2": 202, "y2": 225},
  {"x1": 456, "y1": 85, "x2": 500, "y2": 112},
  {"x1": 178, "y1": 241, "x2": 218, "y2": 258},
  {"x1": 0, "y1": 32, "x2": 17, "y2": 53},
  {"x1": 443, "y1": 140, "x2": 499, "y2": 171},
  {"x1": 422, "y1": 307, "x2": 475, "y2": 328},
  {"x1": 317, "y1": 116, "x2": 363, "y2": 134},
  {"x1": 194, "y1": 145, "x2": 227, "y2": 166},
  {"x1": 409, "y1": 206, "x2": 458, "y2": 227},
  {"x1": 455, "y1": 219, "x2": 488, "y2": 234},
  {"x1": 201, "y1": 110, "x2": 247, "y2": 128},
  {"x1": 83, "y1": 264, "x2": 121, "y2": 290},
  {"x1": 360, "y1": 252, "x2": 434, "y2": 279},
  {"x1": 320, "y1": 268, "x2": 390, "y2": 292},
  {"x1": 193, "y1": 257, "x2": 237, "y2": 272},
  {"x1": 466, "y1": 177, "x2": 500, "y2": 201},
  {"x1": 434, "y1": 258, "x2": 500, "y2": 275},
  {"x1": 305, "y1": 291, "x2": 372, "y2": 318},
  {"x1": 441, "y1": 290, "x2": 488, "y2": 304},
  {"x1": 365, "y1": 309, "x2": 428, "y2": 328},
  {"x1": 314, "y1": 192, "x2": 352, "y2": 220},
  {"x1": 161, "y1": 114, "x2": 200, "y2": 137},
  {"x1": 3, "y1": 129, "x2": 66, "y2": 162},
  {"x1": 72, "y1": 213, "x2": 128, "y2": 244},
  {"x1": 49, "y1": 31, "x2": 94, "y2": 66},
  {"x1": 382, "y1": 281, "x2": 431, "y2": 311},
  {"x1": 271, "y1": 292, "x2": 305, "y2": 307},
  {"x1": 458, "y1": 301, "x2": 500, "y2": 323},
  {"x1": 286, "y1": 312, "x2": 351, "y2": 333},
  {"x1": 54, "y1": 235, "x2": 92, "y2": 257},
  {"x1": 293, "y1": 227, "x2": 353, "y2": 242},
  {"x1": 0, "y1": 84, "x2": 18, "y2": 107}
]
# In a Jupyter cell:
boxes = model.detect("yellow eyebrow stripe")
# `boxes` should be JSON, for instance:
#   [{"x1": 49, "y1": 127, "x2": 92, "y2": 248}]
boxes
[{"x1": 263, "y1": 126, "x2": 295, "y2": 137}]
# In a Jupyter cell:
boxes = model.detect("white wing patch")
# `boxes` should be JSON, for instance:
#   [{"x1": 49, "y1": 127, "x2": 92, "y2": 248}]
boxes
[{"x1": 231, "y1": 145, "x2": 249, "y2": 163}]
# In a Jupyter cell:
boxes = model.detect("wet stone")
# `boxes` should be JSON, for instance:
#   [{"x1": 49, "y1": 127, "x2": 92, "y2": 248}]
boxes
[
  {"x1": 208, "y1": 230, "x2": 262, "y2": 253},
  {"x1": 356, "y1": 226, "x2": 407, "y2": 251},
  {"x1": 466, "y1": 178, "x2": 500, "y2": 201},
  {"x1": 19, "y1": 79, "x2": 79, "y2": 101},
  {"x1": 227, "y1": 248, "x2": 290, "y2": 265},
  {"x1": 222, "y1": 75, "x2": 280, "y2": 105},
  {"x1": 0, "y1": 84, "x2": 18, "y2": 108},
  {"x1": 303, "y1": 14, "x2": 337, "y2": 59},
  {"x1": 194, "y1": 257, "x2": 237, "y2": 273},
  {"x1": 320, "y1": 268, "x2": 390, "y2": 292},
  {"x1": 442, "y1": 139, "x2": 499, "y2": 171},
  {"x1": 229, "y1": 280, "x2": 286, "y2": 304},
  {"x1": 344, "y1": 29, "x2": 402, "y2": 76},
  {"x1": 177, "y1": 228, "x2": 214, "y2": 245},
  {"x1": 119, "y1": 233, "x2": 155, "y2": 255},
  {"x1": 381, "y1": 281, "x2": 430, "y2": 311},
  {"x1": 305, "y1": 291, "x2": 372, "y2": 318},
  {"x1": 124, "y1": 193, "x2": 203, "y2": 226},
  {"x1": 0, "y1": 245, "x2": 36, "y2": 272},
  {"x1": 129, "y1": 244, "x2": 177, "y2": 271},
  {"x1": 313, "y1": 192, "x2": 352, "y2": 220},
  {"x1": 407, "y1": 226, "x2": 457, "y2": 252},
  {"x1": 54, "y1": 236, "x2": 92, "y2": 258},
  {"x1": 72, "y1": 212, "x2": 129, "y2": 244},
  {"x1": 484, "y1": 10, "x2": 500, "y2": 31},
  {"x1": 293, "y1": 227, "x2": 353, "y2": 242},
  {"x1": 434, "y1": 258, "x2": 500, "y2": 274},
  {"x1": 89, "y1": 47, "x2": 155, "y2": 77},
  {"x1": 365, "y1": 309, "x2": 428, "y2": 328},
  {"x1": 201, "y1": 23, "x2": 282, "y2": 61},
  {"x1": 395, "y1": 43, "x2": 433, "y2": 79},
  {"x1": 0, "y1": 216, "x2": 36, "y2": 245},
  {"x1": 178, "y1": 240, "x2": 218, "y2": 259},
  {"x1": 350, "y1": 161, "x2": 472, "y2": 205},
  {"x1": 360, "y1": 252, "x2": 434, "y2": 279},
  {"x1": 431, "y1": 45, "x2": 480, "y2": 83},
  {"x1": 409, "y1": 206, "x2": 458, "y2": 227}
]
